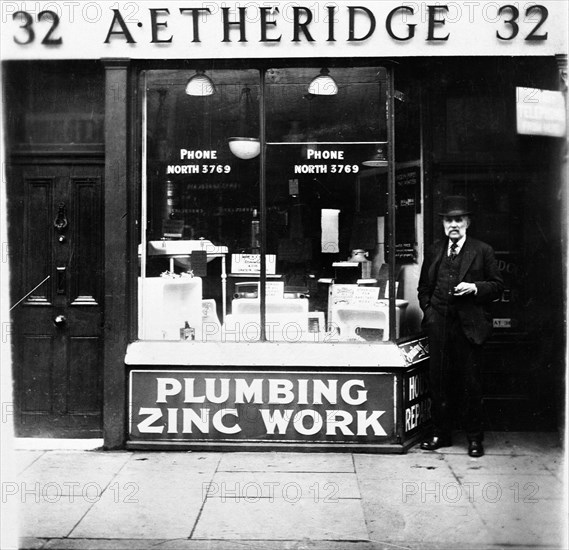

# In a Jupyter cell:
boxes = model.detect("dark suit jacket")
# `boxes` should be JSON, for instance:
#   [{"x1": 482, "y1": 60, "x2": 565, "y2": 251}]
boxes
[{"x1": 418, "y1": 236, "x2": 504, "y2": 345}]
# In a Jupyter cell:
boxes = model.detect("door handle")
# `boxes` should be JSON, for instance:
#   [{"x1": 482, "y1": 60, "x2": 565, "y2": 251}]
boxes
[
  {"x1": 53, "y1": 315, "x2": 67, "y2": 327},
  {"x1": 56, "y1": 267, "x2": 66, "y2": 295}
]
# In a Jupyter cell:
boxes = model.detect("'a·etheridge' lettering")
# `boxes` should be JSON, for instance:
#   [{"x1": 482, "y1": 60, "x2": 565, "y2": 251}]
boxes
[{"x1": 103, "y1": 5, "x2": 453, "y2": 45}]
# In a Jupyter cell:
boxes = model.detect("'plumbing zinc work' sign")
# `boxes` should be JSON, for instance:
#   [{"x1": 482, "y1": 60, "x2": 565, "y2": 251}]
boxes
[{"x1": 129, "y1": 370, "x2": 396, "y2": 443}]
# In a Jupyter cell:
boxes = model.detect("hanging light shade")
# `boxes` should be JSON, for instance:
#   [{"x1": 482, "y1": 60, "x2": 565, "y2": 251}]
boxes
[
  {"x1": 308, "y1": 68, "x2": 338, "y2": 96},
  {"x1": 362, "y1": 146, "x2": 388, "y2": 167},
  {"x1": 229, "y1": 86, "x2": 260, "y2": 159},
  {"x1": 228, "y1": 137, "x2": 260, "y2": 160},
  {"x1": 185, "y1": 70, "x2": 215, "y2": 96}
]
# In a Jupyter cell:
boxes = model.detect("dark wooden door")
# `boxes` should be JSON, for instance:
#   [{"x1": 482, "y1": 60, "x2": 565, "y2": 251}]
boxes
[{"x1": 10, "y1": 162, "x2": 104, "y2": 437}]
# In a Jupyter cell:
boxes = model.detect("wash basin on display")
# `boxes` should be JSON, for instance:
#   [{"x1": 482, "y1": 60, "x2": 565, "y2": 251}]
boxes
[
  {"x1": 147, "y1": 240, "x2": 228, "y2": 258},
  {"x1": 332, "y1": 300, "x2": 408, "y2": 341}
]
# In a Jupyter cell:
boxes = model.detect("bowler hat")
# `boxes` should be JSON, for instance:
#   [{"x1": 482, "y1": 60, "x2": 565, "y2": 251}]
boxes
[{"x1": 438, "y1": 195, "x2": 471, "y2": 217}]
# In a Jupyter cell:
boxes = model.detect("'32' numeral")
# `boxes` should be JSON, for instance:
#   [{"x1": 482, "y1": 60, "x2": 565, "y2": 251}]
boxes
[
  {"x1": 13, "y1": 10, "x2": 62, "y2": 46},
  {"x1": 497, "y1": 5, "x2": 549, "y2": 41}
]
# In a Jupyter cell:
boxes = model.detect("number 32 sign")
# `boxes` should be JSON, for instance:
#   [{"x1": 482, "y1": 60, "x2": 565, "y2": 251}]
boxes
[{"x1": 12, "y1": 10, "x2": 62, "y2": 45}]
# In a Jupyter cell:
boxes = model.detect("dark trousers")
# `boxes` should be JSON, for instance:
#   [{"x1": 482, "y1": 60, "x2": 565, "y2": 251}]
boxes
[{"x1": 426, "y1": 307, "x2": 484, "y2": 442}]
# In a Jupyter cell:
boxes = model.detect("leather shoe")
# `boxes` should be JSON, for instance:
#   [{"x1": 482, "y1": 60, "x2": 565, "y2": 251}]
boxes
[
  {"x1": 420, "y1": 436, "x2": 452, "y2": 451},
  {"x1": 468, "y1": 441, "x2": 484, "y2": 457}
]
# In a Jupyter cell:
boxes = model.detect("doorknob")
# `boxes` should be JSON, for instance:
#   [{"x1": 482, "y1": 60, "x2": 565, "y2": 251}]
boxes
[{"x1": 53, "y1": 315, "x2": 67, "y2": 327}]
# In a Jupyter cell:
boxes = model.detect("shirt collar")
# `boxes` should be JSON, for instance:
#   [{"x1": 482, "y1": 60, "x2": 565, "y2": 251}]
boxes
[{"x1": 448, "y1": 236, "x2": 466, "y2": 255}]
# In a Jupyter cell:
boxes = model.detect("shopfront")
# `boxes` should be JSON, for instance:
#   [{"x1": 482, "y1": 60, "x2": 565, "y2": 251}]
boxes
[{"x1": 2, "y1": 2, "x2": 566, "y2": 449}]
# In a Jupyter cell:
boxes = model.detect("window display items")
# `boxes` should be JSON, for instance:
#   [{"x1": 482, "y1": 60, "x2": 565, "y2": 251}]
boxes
[
  {"x1": 141, "y1": 66, "x2": 398, "y2": 345},
  {"x1": 348, "y1": 249, "x2": 373, "y2": 279}
]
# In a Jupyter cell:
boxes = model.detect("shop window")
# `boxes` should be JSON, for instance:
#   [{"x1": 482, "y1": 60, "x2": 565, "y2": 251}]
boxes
[{"x1": 139, "y1": 66, "x2": 406, "y2": 344}]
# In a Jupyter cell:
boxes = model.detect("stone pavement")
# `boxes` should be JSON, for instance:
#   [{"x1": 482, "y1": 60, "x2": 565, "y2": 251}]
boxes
[{"x1": 1, "y1": 432, "x2": 567, "y2": 550}]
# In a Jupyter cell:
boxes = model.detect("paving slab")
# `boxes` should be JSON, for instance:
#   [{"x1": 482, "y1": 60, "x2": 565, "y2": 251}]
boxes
[
  {"x1": 542, "y1": 454, "x2": 566, "y2": 480},
  {"x1": 39, "y1": 539, "x2": 378, "y2": 550},
  {"x1": 52, "y1": 452, "x2": 220, "y2": 539},
  {"x1": 446, "y1": 453, "x2": 553, "y2": 477},
  {"x1": 217, "y1": 452, "x2": 354, "y2": 472},
  {"x1": 354, "y1": 452, "x2": 454, "y2": 481},
  {"x1": 193, "y1": 496, "x2": 368, "y2": 540},
  {"x1": 23, "y1": 451, "x2": 132, "y2": 473},
  {"x1": 114, "y1": 457, "x2": 218, "y2": 499},
  {"x1": 450, "y1": 472, "x2": 562, "y2": 502},
  {"x1": 69, "y1": 473, "x2": 211, "y2": 539},
  {"x1": 18, "y1": 469, "x2": 123, "y2": 498},
  {"x1": 471, "y1": 494, "x2": 567, "y2": 547},
  {"x1": 13, "y1": 451, "x2": 46, "y2": 474},
  {"x1": 15, "y1": 451, "x2": 133, "y2": 498},
  {"x1": 359, "y1": 477, "x2": 473, "y2": 508},
  {"x1": 111, "y1": 471, "x2": 212, "y2": 504},
  {"x1": 361, "y1": 498, "x2": 493, "y2": 547},
  {"x1": 17, "y1": 497, "x2": 95, "y2": 539},
  {"x1": 208, "y1": 471, "x2": 361, "y2": 499},
  {"x1": 123, "y1": 452, "x2": 222, "y2": 475}
]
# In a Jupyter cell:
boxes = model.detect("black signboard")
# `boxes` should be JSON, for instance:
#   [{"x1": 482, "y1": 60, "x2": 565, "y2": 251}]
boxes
[{"x1": 395, "y1": 166, "x2": 419, "y2": 263}]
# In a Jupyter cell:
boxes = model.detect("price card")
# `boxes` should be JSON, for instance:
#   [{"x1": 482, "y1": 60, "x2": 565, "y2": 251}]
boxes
[
  {"x1": 353, "y1": 286, "x2": 380, "y2": 306},
  {"x1": 266, "y1": 281, "x2": 284, "y2": 300},
  {"x1": 231, "y1": 254, "x2": 276, "y2": 275}
]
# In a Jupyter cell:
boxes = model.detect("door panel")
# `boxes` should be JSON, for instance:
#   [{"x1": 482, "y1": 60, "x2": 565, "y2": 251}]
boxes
[
  {"x1": 24, "y1": 179, "x2": 54, "y2": 304},
  {"x1": 21, "y1": 335, "x2": 54, "y2": 413},
  {"x1": 71, "y1": 177, "x2": 102, "y2": 305},
  {"x1": 10, "y1": 162, "x2": 104, "y2": 437},
  {"x1": 68, "y1": 337, "x2": 101, "y2": 414}
]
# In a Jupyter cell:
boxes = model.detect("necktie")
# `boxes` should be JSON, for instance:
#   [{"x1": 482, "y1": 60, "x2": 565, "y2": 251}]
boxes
[{"x1": 450, "y1": 242, "x2": 458, "y2": 260}]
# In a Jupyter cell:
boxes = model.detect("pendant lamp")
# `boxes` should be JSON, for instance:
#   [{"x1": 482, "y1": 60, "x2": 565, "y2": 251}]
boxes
[
  {"x1": 362, "y1": 145, "x2": 388, "y2": 167},
  {"x1": 228, "y1": 85, "x2": 260, "y2": 159},
  {"x1": 185, "y1": 70, "x2": 215, "y2": 96},
  {"x1": 308, "y1": 68, "x2": 338, "y2": 96}
]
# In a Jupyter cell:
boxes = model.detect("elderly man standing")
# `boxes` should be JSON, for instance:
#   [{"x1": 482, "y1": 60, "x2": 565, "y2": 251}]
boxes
[{"x1": 418, "y1": 196, "x2": 503, "y2": 457}]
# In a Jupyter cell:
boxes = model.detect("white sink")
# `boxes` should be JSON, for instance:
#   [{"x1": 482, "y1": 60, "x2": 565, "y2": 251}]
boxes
[
  {"x1": 332, "y1": 300, "x2": 408, "y2": 341},
  {"x1": 138, "y1": 277, "x2": 203, "y2": 340},
  {"x1": 147, "y1": 240, "x2": 228, "y2": 257}
]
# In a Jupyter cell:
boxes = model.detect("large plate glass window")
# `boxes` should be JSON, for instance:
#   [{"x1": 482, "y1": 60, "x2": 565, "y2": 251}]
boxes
[
  {"x1": 139, "y1": 65, "x2": 401, "y2": 343},
  {"x1": 262, "y1": 66, "x2": 399, "y2": 343},
  {"x1": 140, "y1": 69, "x2": 260, "y2": 341}
]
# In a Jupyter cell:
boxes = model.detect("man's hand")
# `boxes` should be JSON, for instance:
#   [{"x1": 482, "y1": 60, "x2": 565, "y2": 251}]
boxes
[{"x1": 454, "y1": 282, "x2": 477, "y2": 296}]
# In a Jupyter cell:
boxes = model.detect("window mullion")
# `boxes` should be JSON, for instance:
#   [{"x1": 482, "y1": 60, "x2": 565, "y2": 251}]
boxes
[{"x1": 259, "y1": 69, "x2": 267, "y2": 341}]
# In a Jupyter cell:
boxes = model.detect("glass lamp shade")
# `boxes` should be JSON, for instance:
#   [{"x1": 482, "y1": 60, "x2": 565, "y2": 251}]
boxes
[
  {"x1": 362, "y1": 147, "x2": 388, "y2": 167},
  {"x1": 228, "y1": 137, "x2": 261, "y2": 160},
  {"x1": 185, "y1": 70, "x2": 215, "y2": 96},
  {"x1": 308, "y1": 68, "x2": 338, "y2": 96}
]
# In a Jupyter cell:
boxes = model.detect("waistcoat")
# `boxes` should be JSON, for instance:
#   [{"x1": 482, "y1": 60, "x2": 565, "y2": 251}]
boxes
[{"x1": 431, "y1": 248, "x2": 463, "y2": 316}]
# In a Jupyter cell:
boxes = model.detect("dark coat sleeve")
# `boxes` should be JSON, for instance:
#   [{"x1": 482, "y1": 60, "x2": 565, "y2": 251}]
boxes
[{"x1": 417, "y1": 241, "x2": 442, "y2": 312}]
